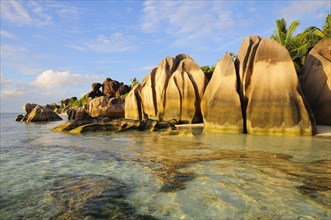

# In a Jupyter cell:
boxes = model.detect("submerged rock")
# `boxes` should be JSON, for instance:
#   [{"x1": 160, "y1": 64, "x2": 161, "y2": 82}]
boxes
[
  {"x1": 49, "y1": 174, "x2": 157, "y2": 220},
  {"x1": 300, "y1": 38, "x2": 331, "y2": 125},
  {"x1": 53, "y1": 118, "x2": 176, "y2": 134}
]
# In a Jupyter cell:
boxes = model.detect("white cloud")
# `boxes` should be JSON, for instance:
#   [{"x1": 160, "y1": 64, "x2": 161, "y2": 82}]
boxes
[
  {"x1": 0, "y1": 29, "x2": 16, "y2": 39},
  {"x1": 86, "y1": 33, "x2": 137, "y2": 52},
  {"x1": 0, "y1": 74, "x2": 26, "y2": 99},
  {"x1": 29, "y1": 69, "x2": 101, "y2": 89},
  {"x1": 279, "y1": 1, "x2": 330, "y2": 22},
  {"x1": 140, "y1": 1, "x2": 238, "y2": 48}
]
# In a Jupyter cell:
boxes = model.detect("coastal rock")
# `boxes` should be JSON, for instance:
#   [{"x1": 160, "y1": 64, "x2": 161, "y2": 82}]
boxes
[
  {"x1": 237, "y1": 37, "x2": 315, "y2": 135},
  {"x1": 15, "y1": 114, "x2": 24, "y2": 121},
  {"x1": 201, "y1": 53, "x2": 243, "y2": 133},
  {"x1": 53, "y1": 118, "x2": 176, "y2": 134},
  {"x1": 102, "y1": 78, "x2": 121, "y2": 97},
  {"x1": 116, "y1": 84, "x2": 131, "y2": 97},
  {"x1": 124, "y1": 83, "x2": 145, "y2": 120},
  {"x1": 84, "y1": 96, "x2": 124, "y2": 118},
  {"x1": 125, "y1": 54, "x2": 207, "y2": 123},
  {"x1": 23, "y1": 103, "x2": 38, "y2": 114},
  {"x1": 164, "y1": 57, "x2": 207, "y2": 123},
  {"x1": 22, "y1": 105, "x2": 63, "y2": 122},
  {"x1": 300, "y1": 38, "x2": 331, "y2": 125},
  {"x1": 67, "y1": 107, "x2": 91, "y2": 120}
]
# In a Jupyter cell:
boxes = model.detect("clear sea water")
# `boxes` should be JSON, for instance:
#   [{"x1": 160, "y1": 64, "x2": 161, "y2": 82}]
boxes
[{"x1": 1, "y1": 113, "x2": 330, "y2": 219}]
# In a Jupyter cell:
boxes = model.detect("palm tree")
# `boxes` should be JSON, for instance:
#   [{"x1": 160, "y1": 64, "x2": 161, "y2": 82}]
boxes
[
  {"x1": 293, "y1": 14, "x2": 331, "y2": 71},
  {"x1": 271, "y1": 18, "x2": 300, "y2": 53}
]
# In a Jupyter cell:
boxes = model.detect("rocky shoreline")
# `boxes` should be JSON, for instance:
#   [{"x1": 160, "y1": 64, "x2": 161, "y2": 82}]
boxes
[{"x1": 16, "y1": 36, "x2": 331, "y2": 136}]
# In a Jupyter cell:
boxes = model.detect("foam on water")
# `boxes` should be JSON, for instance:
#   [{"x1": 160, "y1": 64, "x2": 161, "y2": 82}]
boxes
[{"x1": 0, "y1": 113, "x2": 330, "y2": 219}]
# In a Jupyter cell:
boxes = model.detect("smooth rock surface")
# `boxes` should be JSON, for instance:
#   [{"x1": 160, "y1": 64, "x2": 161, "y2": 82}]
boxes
[
  {"x1": 201, "y1": 53, "x2": 243, "y2": 133},
  {"x1": 300, "y1": 38, "x2": 331, "y2": 125},
  {"x1": 241, "y1": 38, "x2": 315, "y2": 135},
  {"x1": 22, "y1": 105, "x2": 63, "y2": 122},
  {"x1": 85, "y1": 96, "x2": 125, "y2": 118}
]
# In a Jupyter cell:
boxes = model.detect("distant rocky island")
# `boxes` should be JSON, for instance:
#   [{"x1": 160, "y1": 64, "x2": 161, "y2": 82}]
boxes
[{"x1": 16, "y1": 36, "x2": 331, "y2": 136}]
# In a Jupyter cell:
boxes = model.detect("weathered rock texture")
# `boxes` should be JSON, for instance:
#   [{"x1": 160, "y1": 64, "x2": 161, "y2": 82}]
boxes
[
  {"x1": 67, "y1": 107, "x2": 91, "y2": 120},
  {"x1": 300, "y1": 38, "x2": 331, "y2": 125},
  {"x1": 85, "y1": 96, "x2": 124, "y2": 118},
  {"x1": 236, "y1": 36, "x2": 316, "y2": 135},
  {"x1": 21, "y1": 104, "x2": 63, "y2": 122},
  {"x1": 125, "y1": 54, "x2": 208, "y2": 123},
  {"x1": 201, "y1": 53, "x2": 243, "y2": 133}
]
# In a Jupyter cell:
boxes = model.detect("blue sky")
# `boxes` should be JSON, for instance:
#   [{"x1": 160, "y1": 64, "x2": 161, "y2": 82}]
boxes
[{"x1": 1, "y1": 0, "x2": 330, "y2": 113}]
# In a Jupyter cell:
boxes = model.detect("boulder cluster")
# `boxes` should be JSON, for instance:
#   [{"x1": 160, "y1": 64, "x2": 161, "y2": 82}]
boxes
[
  {"x1": 126, "y1": 36, "x2": 331, "y2": 135},
  {"x1": 17, "y1": 35, "x2": 330, "y2": 136},
  {"x1": 125, "y1": 54, "x2": 208, "y2": 124},
  {"x1": 16, "y1": 103, "x2": 63, "y2": 122}
]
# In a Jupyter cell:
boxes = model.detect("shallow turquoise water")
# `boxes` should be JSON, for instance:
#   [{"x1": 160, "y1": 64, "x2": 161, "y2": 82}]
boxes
[{"x1": 0, "y1": 113, "x2": 330, "y2": 219}]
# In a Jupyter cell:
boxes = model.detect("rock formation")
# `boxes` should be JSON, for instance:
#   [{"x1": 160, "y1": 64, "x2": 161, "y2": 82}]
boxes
[
  {"x1": 236, "y1": 36, "x2": 315, "y2": 135},
  {"x1": 164, "y1": 57, "x2": 207, "y2": 123},
  {"x1": 201, "y1": 53, "x2": 243, "y2": 133},
  {"x1": 21, "y1": 104, "x2": 63, "y2": 122},
  {"x1": 87, "y1": 83, "x2": 104, "y2": 98},
  {"x1": 125, "y1": 54, "x2": 208, "y2": 123},
  {"x1": 84, "y1": 96, "x2": 124, "y2": 118},
  {"x1": 300, "y1": 38, "x2": 331, "y2": 125},
  {"x1": 67, "y1": 107, "x2": 91, "y2": 120}
]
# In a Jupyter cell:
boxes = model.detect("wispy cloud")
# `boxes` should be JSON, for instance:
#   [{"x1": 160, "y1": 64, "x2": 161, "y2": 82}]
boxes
[
  {"x1": 0, "y1": 74, "x2": 26, "y2": 99},
  {"x1": 29, "y1": 69, "x2": 101, "y2": 89},
  {"x1": 278, "y1": 1, "x2": 330, "y2": 22},
  {"x1": 68, "y1": 33, "x2": 138, "y2": 53},
  {"x1": 1, "y1": 44, "x2": 40, "y2": 74},
  {"x1": 87, "y1": 33, "x2": 137, "y2": 52},
  {"x1": 140, "y1": 1, "x2": 240, "y2": 48},
  {"x1": 0, "y1": 29, "x2": 16, "y2": 40},
  {"x1": 0, "y1": 0, "x2": 53, "y2": 27}
]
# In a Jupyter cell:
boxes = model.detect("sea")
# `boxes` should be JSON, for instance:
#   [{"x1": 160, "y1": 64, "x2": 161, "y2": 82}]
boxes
[{"x1": 0, "y1": 113, "x2": 330, "y2": 219}]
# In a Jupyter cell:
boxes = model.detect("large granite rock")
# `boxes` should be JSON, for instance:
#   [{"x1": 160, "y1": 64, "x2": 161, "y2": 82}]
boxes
[
  {"x1": 67, "y1": 107, "x2": 91, "y2": 120},
  {"x1": 237, "y1": 37, "x2": 316, "y2": 135},
  {"x1": 163, "y1": 57, "x2": 207, "y2": 123},
  {"x1": 201, "y1": 53, "x2": 243, "y2": 133},
  {"x1": 125, "y1": 54, "x2": 207, "y2": 124},
  {"x1": 300, "y1": 38, "x2": 331, "y2": 125},
  {"x1": 84, "y1": 96, "x2": 124, "y2": 118},
  {"x1": 22, "y1": 105, "x2": 62, "y2": 122}
]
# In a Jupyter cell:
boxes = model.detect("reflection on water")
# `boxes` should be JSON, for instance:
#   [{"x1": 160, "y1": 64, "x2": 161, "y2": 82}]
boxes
[{"x1": 0, "y1": 113, "x2": 330, "y2": 219}]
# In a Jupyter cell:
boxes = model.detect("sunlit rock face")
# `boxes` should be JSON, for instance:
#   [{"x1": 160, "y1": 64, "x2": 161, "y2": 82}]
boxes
[
  {"x1": 201, "y1": 53, "x2": 243, "y2": 133},
  {"x1": 84, "y1": 96, "x2": 124, "y2": 118},
  {"x1": 125, "y1": 54, "x2": 208, "y2": 123},
  {"x1": 22, "y1": 104, "x2": 62, "y2": 122},
  {"x1": 300, "y1": 38, "x2": 331, "y2": 125},
  {"x1": 236, "y1": 36, "x2": 316, "y2": 135}
]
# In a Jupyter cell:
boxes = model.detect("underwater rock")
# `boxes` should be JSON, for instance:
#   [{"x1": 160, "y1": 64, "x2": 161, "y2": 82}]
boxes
[
  {"x1": 49, "y1": 174, "x2": 157, "y2": 220},
  {"x1": 53, "y1": 118, "x2": 176, "y2": 134}
]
